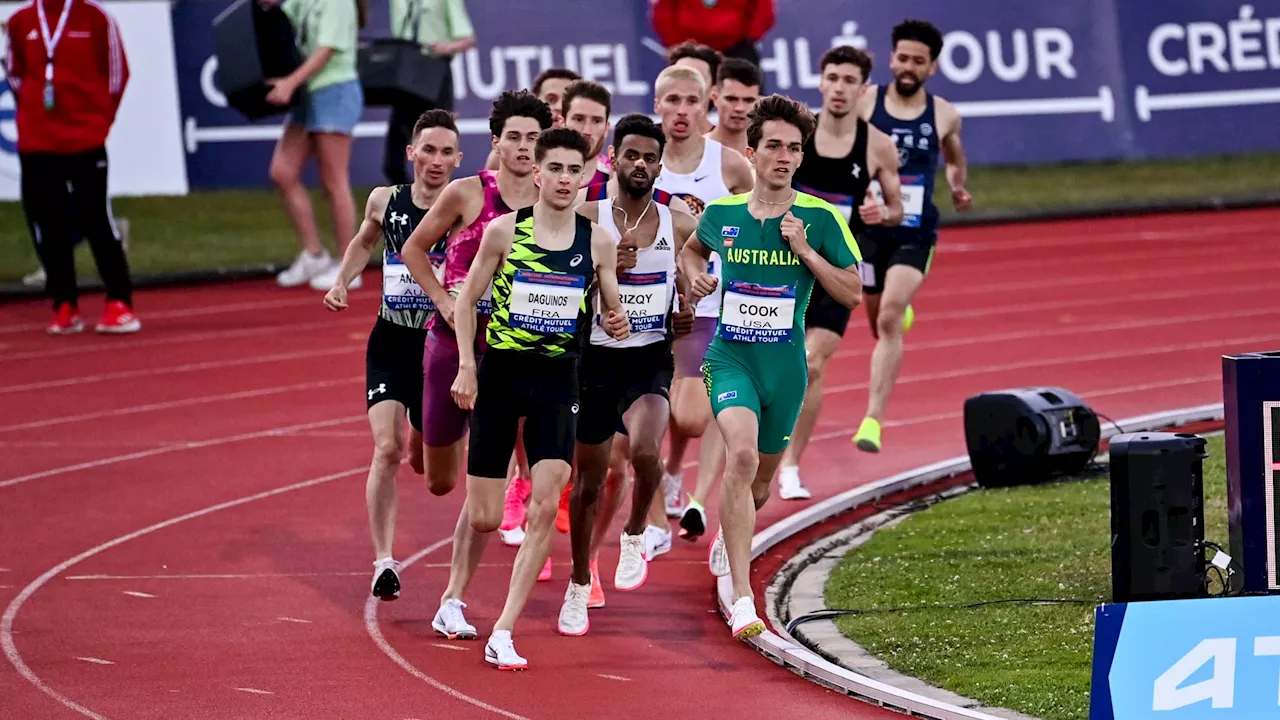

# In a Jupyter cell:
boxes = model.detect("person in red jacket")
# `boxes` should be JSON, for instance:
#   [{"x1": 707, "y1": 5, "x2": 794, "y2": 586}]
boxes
[
  {"x1": 5, "y1": 0, "x2": 139, "y2": 334},
  {"x1": 650, "y1": 0, "x2": 774, "y2": 72}
]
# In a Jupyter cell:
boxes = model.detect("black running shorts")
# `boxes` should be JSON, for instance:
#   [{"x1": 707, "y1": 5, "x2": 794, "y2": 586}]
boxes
[
  {"x1": 365, "y1": 316, "x2": 427, "y2": 431},
  {"x1": 804, "y1": 281, "x2": 853, "y2": 336},
  {"x1": 577, "y1": 341, "x2": 674, "y2": 446},
  {"x1": 855, "y1": 233, "x2": 935, "y2": 296},
  {"x1": 467, "y1": 348, "x2": 579, "y2": 478}
]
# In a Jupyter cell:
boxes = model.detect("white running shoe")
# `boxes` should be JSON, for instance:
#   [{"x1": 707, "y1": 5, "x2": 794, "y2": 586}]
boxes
[
  {"x1": 778, "y1": 467, "x2": 812, "y2": 500},
  {"x1": 662, "y1": 472, "x2": 683, "y2": 517},
  {"x1": 557, "y1": 581, "x2": 591, "y2": 636},
  {"x1": 643, "y1": 524, "x2": 672, "y2": 560},
  {"x1": 431, "y1": 598, "x2": 477, "y2": 640},
  {"x1": 370, "y1": 557, "x2": 401, "y2": 601},
  {"x1": 614, "y1": 532, "x2": 648, "y2": 590},
  {"x1": 498, "y1": 525, "x2": 526, "y2": 546},
  {"x1": 708, "y1": 531, "x2": 730, "y2": 577},
  {"x1": 729, "y1": 596, "x2": 766, "y2": 641},
  {"x1": 308, "y1": 262, "x2": 361, "y2": 291},
  {"x1": 276, "y1": 250, "x2": 333, "y2": 288},
  {"x1": 485, "y1": 630, "x2": 527, "y2": 670}
]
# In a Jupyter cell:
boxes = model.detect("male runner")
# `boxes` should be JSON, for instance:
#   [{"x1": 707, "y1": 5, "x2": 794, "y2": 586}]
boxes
[
  {"x1": 705, "y1": 58, "x2": 762, "y2": 156},
  {"x1": 450, "y1": 127, "x2": 630, "y2": 669},
  {"x1": 484, "y1": 67, "x2": 581, "y2": 170},
  {"x1": 322, "y1": 110, "x2": 462, "y2": 600},
  {"x1": 776, "y1": 45, "x2": 904, "y2": 500},
  {"x1": 649, "y1": 64, "x2": 753, "y2": 540},
  {"x1": 852, "y1": 19, "x2": 971, "y2": 454},
  {"x1": 668, "y1": 41, "x2": 721, "y2": 136},
  {"x1": 399, "y1": 91, "x2": 552, "y2": 636},
  {"x1": 557, "y1": 114, "x2": 698, "y2": 634},
  {"x1": 682, "y1": 94, "x2": 862, "y2": 639}
]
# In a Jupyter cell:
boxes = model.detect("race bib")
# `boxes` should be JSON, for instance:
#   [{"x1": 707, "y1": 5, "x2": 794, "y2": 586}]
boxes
[
  {"x1": 383, "y1": 252, "x2": 445, "y2": 311},
  {"x1": 870, "y1": 177, "x2": 925, "y2": 228},
  {"x1": 509, "y1": 269, "x2": 587, "y2": 334},
  {"x1": 718, "y1": 280, "x2": 796, "y2": 343},
  {"x1": 604, "y1": 271, "x2": 668, "y2": 333}
]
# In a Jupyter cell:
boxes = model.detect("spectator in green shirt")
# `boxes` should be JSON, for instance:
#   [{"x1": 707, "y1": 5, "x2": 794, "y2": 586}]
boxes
[
  {"x1": 384, "y1": 0, "x2": 475, "y2": 184},
  {"x1": 260, "y1": 0, "x2": 370, "y2": 291}
]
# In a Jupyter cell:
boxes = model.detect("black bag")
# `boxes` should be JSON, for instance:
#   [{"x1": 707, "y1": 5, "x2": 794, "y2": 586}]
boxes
[
  {"x1": 358, "y1": 38, "x2": 451, "y2": 107},
  {"x1": 212, "y1": 0, "x2": 304, "y2": 121}
]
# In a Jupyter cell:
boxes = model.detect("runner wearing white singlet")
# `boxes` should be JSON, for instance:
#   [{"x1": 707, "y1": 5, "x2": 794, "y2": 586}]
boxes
[{"x1": 649, "y1": 64, "x2": 754, "y2": 542}]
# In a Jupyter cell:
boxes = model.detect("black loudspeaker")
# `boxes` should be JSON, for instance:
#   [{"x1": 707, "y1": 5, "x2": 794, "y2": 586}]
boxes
[
  {"x1": 212, "y1": 0, "x2": 303, "y2": 121},
  {"x1": 1109, "y1": 432, "x2": 1208, "y2": 602},
  {"x1": 963, "y1": 387, "x2": 1101, "y2": 488},
  {"x1": 358, "y1": 39, "x2": 451, "y2": 107}
]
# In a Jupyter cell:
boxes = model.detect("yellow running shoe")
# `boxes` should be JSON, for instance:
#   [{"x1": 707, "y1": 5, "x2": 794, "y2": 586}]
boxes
[
  {"x1": 853, "y1": 417, "x2": 882, "y2": 453},
  {"x1": 902, "y1": 304, "x2": 915, "y2": 332}
]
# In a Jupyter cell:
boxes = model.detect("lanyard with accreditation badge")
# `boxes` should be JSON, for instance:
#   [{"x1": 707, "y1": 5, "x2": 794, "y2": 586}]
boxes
[{"x1": 37, "y1": 0, "x2": 74, "y2": 110}]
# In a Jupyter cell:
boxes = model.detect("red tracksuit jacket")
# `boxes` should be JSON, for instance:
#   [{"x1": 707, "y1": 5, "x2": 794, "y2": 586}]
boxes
[
  {"x1": 650, "y1": 0, "x2": 775, "y2": 53},
  {"x1": 5, "y1": 0, "x2": 129, "y2": 155}
]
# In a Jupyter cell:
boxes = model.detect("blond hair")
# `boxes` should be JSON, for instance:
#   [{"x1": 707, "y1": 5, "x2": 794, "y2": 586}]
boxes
[{"x1": 654, "y1": 65, "x2": 707, "y2": 99}]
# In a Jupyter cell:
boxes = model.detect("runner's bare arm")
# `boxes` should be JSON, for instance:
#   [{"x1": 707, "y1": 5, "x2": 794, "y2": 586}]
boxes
[
  {"x1": 591, "y1": 224, "x2": 630, "y2": 340},
  {"x1": 402, "y1": 177, "x2": 473, "y2": 309},
  {"x1": 679, "y1": 223, "x2": 716, "y2": 304},
  {"x1": 668, "y1": 195, "x2": 694, "y2": 215},
  {"x1": 856, "y1": 84, "x2": 878, "y2": 121},
  {"x1": 455, "y1": 214, "x2": 513, "y2": 373},
  {"x1": 323, "y1": 187, "x2": 391, "y2": 311},
  {"x1": 782, "y1": 212, "x2": 861, "y2": 309},
  {"x1": 866, "y1": 127, "x2": 904, "y2": 227},
  {"x1": 937, "y1": 99, "x2": 972, "y2": 211},
  {"x1": 721, "y1": 146, "x2": 756, "y2": 194},
  {"x1": 670, "y1": 210, "x2": 699, "y2": 299}
]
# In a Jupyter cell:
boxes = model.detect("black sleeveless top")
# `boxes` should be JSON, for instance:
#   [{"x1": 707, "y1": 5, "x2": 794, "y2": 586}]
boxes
[
  {"x1": 792, "y1": 116, "x2": 872, "y2": 236},
  {"x1": 486, "y1": 206, "x2": 597, "y2": 358},
  {"x1": 379, "y1": 184, "x2": 445, "y2": 328}
]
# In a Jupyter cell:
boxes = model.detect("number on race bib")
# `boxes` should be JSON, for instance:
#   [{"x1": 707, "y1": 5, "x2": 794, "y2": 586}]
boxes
[
  {"x1": 870, "y1": 177, "x2": 925, "y2": 228},
  {"x1": 509, "y1": 269, "x2": 587, "y2": 334},
  {"x1": 601, "y1": 271, "x2": 668, "y2": 333},
  {"x1": 383, "y1": 252, "x2": 445, "y2": 311},
  {"x1": 718, "y1": 280, "x2": 796, "y2": 343}
]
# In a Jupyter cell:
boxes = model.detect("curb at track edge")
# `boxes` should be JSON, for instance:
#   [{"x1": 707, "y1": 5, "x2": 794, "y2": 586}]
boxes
[
  {"x1": 718, "y1": 402, "x2": 1225, "y2": 720},
  {"x1": 3, "y1": 193, "x2": 1278, "y2": 300}
]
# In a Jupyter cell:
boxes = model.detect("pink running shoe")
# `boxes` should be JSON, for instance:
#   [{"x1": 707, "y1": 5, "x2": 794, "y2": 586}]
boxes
[{"x1": 500, "y1": 477, "x2": 530, "y2": 532}]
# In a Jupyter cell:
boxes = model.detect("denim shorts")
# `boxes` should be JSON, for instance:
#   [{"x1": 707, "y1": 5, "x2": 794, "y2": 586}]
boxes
[{"x1": 287, "y1": 79, "x2": 364, "y2": 135}]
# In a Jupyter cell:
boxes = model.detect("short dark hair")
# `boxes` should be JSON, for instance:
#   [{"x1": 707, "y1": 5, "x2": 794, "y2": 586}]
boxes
[
  {"x1": 532, "y1": 68, "x2": 581, "y2": 96},
  {"x1": 489, "y1": 90, "x2": 555, "y2": 138},
  {"x1": 535, "y1": 127, "x2": 592, "y2": 164},
  {"x1": 716, "y1": 58, "x2": 762, "y2": 89},
  {"x1": 668, "y1": 41, "x2": 722, "y2": 82},
  {"x1": 820, "y1": 45, "x2": 873, "y2": 81},
  {"x1": 561, "y1": 80, "x2": 612, "y2": 121},
  {"x1": 746, "y1": 94, "x2": 816, "y2": 149},
  {"x1": 412, "y1": 109, "x2": 459, "y2": 139},
  {"x1": 892, "y1": 19, "x2": 944, "y2": 60},
  {"x1": 611, "y1": 113, "x2": 666, "y2": 156}
]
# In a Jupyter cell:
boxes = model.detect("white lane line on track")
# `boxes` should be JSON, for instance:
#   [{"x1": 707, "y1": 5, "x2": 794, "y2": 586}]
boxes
[
  {"x1": 234, "y1": 687, "x2": 273, "y2": 695},
  {"x1": 938, "y1": 221, "x2": 1275, "y2": 253},
  {"x1": 934, "y1": 236, "x2": 1276, "y2": 275},
  {"x1": 825, "y1": 332, "x2": 1280, "y2": 397},
  {"x1": 76, "y1": 657, "x2": 114, "y2": 665},
  {"x1": 832, "y1": 306, "x2": 1280, "y2": 361},
  {"x1": 0, "y1": 295, "x2": 337, "y2": 335},
  {"x1": 278, "y1": 617, "x2": 312, "y2": 624},
  {"x1": 0, "y1": 377, "x2": 360, "y2": 433},
  {"x1": 121, "y1": 591, "x2": 155, "y2": 599},
  {"x1": 921, "y1": 281, "x2": 1276, "y2": 323},
  {"x1": 0, "y1": 346, "x2": 361, "y2": 395},
  {"x1": 0, "y1": 416, "x2": 362, "y2": 489},
  {"x1": 0, "y1": 440, "x2": 180, "y2": 449},
  {"x1": 364, "y1": 539, "x2": 530, "y2": 720},
  {"x1": 0, "y1": 318, "x2": 370, "y2": 363},
  {"x1": 2, "y1": 466, "x2": 366, "y2": 720}
]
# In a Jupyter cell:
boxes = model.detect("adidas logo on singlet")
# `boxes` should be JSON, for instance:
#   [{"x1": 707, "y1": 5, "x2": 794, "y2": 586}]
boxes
[{"x1": 654, "y1": 238, "x2": 670, "y2": 250}]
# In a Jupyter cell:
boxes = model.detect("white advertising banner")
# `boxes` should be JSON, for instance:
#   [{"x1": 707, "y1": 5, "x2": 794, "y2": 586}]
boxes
[{"x1": 0, "y1": 0, "x2": 187, "y2": 199}]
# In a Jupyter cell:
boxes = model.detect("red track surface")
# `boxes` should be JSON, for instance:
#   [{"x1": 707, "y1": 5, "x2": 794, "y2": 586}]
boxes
[{"x1": 2, "y1": 207, "x2": 1278, "y2": 720}]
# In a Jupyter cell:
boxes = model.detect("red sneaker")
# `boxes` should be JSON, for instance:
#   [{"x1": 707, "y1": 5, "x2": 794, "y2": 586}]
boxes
[
  {"x1": 95, "y1": 300, "x2": 141, "y2": 334},
  {"x1": 555, "y1": 480, "x2": 573, "y2": 534},
  {"x1": 47, "y1": 303, "x2": 84, "y2": 335}
]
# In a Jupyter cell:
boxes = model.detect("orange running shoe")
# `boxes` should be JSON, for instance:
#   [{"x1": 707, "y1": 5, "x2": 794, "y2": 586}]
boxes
[
  {"x1": 587, "y1": 557, "x2": 605, "y2": 609},
  {"x1": 47, "y1": 303, "x2": 84, "y2": 335},
  {"x1": 95, "y1": 300, "x2": 141, "y2": 334},
  {"x1": 555, "y1": 480, "x2": 572, "y2": 533}
]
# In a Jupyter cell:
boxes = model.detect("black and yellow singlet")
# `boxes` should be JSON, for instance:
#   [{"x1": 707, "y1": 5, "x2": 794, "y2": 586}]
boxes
[{"x1": 485, "y1": 206, "x2": 597, "y2": 358}]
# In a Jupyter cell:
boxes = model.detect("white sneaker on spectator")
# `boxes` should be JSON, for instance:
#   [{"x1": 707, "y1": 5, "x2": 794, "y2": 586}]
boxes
[
  {"x1": 23, "y1": 266, "x2": 46, "y2": 287},
  {"x1": 309, "y1": 262, "x2": 360, "y2": 291},
  {"x1": 277, "y1": 250, "x2": 332, "y2": 288}
]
